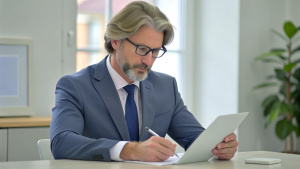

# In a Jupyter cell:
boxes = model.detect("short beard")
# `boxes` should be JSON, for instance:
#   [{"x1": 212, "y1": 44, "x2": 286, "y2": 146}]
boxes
[{"x1": 122, "y1": 63, "x2": 151, "y2": 81}]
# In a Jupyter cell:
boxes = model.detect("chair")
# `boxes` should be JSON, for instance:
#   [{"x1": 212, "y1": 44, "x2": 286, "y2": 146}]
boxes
[{"x1": 37, "y1": 139, "x2": 55, "y2": 160}]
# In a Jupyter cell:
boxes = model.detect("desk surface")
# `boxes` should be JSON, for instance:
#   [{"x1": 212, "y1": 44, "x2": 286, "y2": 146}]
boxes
[
  {"x1": 0, "y1": 151, "x2": 299, "y2": 169},
  {"x1": 0, "y1": 116, "x2": 51, "y2": 128}
]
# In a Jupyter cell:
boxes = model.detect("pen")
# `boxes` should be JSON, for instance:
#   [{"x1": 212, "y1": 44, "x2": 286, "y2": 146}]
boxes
[{"x1": 145, "y1": 127, "x2": 179, "y2": 158}]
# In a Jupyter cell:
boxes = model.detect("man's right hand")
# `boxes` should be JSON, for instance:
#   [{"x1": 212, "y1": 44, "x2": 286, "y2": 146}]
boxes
[{"x1": 119, "y1": 136, "x2": 177, "y2": 162}]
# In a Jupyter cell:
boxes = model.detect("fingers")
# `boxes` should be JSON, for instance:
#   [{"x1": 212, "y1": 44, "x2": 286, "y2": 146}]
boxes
[
  {"x1": 150, "y1": 136, "x2": 177, "y2": 157},
  {"x1": 212, "y1": 148, "x2": 236, "y2": 160},
  {"x1": 224, "y1": 133, "x2": 237, "y2": 142},
  {"x1": 145, "y1": 136, "x2": 176, "y2": 161},
  {"x1": 212, "y1": 145, "x2": 237, "y2": 160},
  {"x1": 212, "y1": 133, "x2": 238, "y2": 160},
  {"x1": 125, "y1": 136, "x2": 177, "y2": 162},
  {"x1": 217, "y1": 138, "x2": 238, "y2": 150}
]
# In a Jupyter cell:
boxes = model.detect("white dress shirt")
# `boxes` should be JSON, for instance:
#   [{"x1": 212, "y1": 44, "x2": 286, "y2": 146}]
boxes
[{"x1": 106, "y1": 56, "x2": 142, "y2": 161}]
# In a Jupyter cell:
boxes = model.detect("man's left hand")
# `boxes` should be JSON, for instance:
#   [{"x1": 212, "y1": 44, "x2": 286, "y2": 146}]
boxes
[{"x1": 212, "y1": 133, "x2": 238, "y2": 160}]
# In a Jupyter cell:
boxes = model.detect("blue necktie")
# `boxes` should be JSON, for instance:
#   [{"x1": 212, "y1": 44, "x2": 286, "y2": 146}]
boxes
[{"x1": 123, "y1": 85, "x2": 139, "y2": 141}]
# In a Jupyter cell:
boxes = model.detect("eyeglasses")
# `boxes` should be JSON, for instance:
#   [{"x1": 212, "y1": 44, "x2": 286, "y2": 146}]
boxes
[{"x1": 125, "y1": 38, "x2": 167, "y2": 58}]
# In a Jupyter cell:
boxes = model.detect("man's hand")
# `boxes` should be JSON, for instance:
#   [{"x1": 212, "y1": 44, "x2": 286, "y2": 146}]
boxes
[
  {"x1": 212, "y1": 133, "x2": 238, "y2": 160},
  {"x1": 120, "y1": 136, "x2": 177, "y2": 162}
]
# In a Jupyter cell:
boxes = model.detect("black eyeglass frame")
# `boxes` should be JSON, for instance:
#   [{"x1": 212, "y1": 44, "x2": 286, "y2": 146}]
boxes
[{"x1": 125, "y1": 38, "x2": 167, "y2": 58}]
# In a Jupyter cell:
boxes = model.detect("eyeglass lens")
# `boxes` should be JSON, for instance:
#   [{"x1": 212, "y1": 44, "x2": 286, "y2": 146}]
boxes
[{"x1": 136, "y1": 46, "x2": 165, "y2": 57}]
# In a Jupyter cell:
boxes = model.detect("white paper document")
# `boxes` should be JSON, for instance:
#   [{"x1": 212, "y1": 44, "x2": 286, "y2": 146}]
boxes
[
  {"x1": 125, "y1": 153, "x2": 184, "y2": 166},
  {"x1": 125, "y1": 112, "x2": 248, "y2": 166}
]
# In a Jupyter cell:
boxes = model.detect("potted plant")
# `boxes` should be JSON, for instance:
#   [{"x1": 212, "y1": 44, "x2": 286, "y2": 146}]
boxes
[{"x1": 253, "y1": 21, "x2": 300, "y2": 153}]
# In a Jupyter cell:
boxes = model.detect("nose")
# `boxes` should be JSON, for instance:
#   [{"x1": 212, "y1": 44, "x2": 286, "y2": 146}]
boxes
[{"x1": 141, "y1": 51, "x2": 155, "y2": 66}]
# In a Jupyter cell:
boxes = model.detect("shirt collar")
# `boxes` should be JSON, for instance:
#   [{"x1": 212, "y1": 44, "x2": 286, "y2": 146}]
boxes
[{"x1": 106, "y1": 55, "x2": 140, "y2": 90}]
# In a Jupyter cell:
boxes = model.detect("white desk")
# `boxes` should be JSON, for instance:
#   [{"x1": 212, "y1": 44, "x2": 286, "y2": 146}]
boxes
[{"x1": 0, "y1": 151, "x2": 299, "y2": 169}]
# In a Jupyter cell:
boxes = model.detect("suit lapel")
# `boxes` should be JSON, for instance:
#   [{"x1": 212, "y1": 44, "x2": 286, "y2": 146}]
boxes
[
  {"x1": 139, "y1": 78, "x2": 156, "y2": 141},
  {"x1": 92, "y1": 56, "x2": 130, "y2": 141}
]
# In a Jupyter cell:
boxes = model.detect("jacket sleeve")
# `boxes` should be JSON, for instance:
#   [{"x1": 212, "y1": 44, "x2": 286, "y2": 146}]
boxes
[
  {"x1": 50, "y1": 76, "x2": 119, "y2": 161},
  {"x1": 167, "y1": 77, "x2": 205, "y2": 150}
]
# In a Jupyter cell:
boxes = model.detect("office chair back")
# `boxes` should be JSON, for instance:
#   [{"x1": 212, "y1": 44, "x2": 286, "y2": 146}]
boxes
[{"x1": 37, "y1": 139, "x2": 55, "y2": 160}]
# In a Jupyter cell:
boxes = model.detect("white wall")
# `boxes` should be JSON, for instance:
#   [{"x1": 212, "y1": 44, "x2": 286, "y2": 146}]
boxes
[
  {"x1": 188, "y1": 0, "x2": 300, "y2": 152},
  {"x1": 187, "y1": 0, "x2": 240, "y2": 128},
  {"x1": 0, "y1": 0, "x2": 76, "y2": 116}
]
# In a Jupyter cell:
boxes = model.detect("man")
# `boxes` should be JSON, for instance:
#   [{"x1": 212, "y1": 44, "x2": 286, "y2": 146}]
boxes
[{"x1": 50, "y1": 1, "x2": 238, "y2": 162}]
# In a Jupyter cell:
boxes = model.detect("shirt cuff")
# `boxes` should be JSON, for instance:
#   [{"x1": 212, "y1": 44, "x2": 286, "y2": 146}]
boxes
[{"x1": 109, "y1": 141, "x2": 129, "y2": 161}]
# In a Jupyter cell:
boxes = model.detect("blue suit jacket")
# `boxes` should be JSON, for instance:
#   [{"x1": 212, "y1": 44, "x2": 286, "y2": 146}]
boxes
[{"x1": 50, "y1": 56, "x2": 204, "y2": 161}]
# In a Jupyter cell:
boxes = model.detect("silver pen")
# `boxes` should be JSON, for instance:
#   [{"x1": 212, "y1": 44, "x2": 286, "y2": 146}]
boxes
[{"x1": 145, "y1": 127, "x2": 179, "y2": 158}]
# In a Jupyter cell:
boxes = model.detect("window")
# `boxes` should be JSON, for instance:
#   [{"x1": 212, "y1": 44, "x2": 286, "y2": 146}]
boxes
[{"x1": 77, "y1": 0, "x2": 183, "y2": 92}]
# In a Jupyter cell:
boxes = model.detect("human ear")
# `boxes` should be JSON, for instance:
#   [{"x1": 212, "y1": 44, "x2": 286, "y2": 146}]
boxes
[{"x1": 111, "y1": 39, "x2": 120, "y2": 50}]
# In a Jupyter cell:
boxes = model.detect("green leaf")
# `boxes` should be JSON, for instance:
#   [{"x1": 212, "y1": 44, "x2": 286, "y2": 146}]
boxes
[
  {"x1": 261, "y1": 58, "x2": 283, "y2": 64},
  {"x1": 262, "y1": 95, "x2": 279, "y2": 107},
  {"x1": 254, "y1": 50, "x2": 286, "y2": 62},
  {"x1": 293, "y1": 89, "x2": 300, "y2": 106},
  {"x1": 271, "y1": 48, "x2": 287, "y2": 52},
  {"x1": 269, "y1": 49, "x2": 286, "y2": 60},
  {"x1": 283, "y1": 63, "x2": 296, "y2": 72},
  {"x1": 268, "y1": 102, "x2": 282, "y2": 123},
  {"x1": 292, "y1": 125, "x2": 300, "y2": 137},
  {"x1": 280, "y1": 102, "x2": 294, "y2": 115},
  {"x1": 286, "y1": 104, "x2": 295, "y2": 114},
  {"x1": 279, "y1": 83, "x2": 286, "y2": 96},
  {"x1": 262, "y1": 95, "x2": 279, "y2": 117},
  {"x1": 276, "y1": 119, "x2": 294, "y2": 140},
  {"x1": 252, "y1": 82, "x2": 278, "y2": 90},
  {"x1": 284, "y1": 21, "x2": 298, "y2": 39},
  {"x1": 271, "y1": 29, "x2": 288, "y2": 41},
  {"x1": 293, "y1": 67, "x2": 300, "y2": 81},
  {"x1": 275, "y1": 69, "x2": 288, "y2": 82},
  {"x1": 291, "y1": 89, "x2": 300, "y2": 100},
  {"x1": 296, "y1": 112, "x2": 300, "y2": 135}
]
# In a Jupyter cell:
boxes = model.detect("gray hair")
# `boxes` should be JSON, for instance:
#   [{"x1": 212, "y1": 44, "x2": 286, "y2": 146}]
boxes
[{"x1": 104, "y1": 1, "x2": 174, "y2": 54}]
